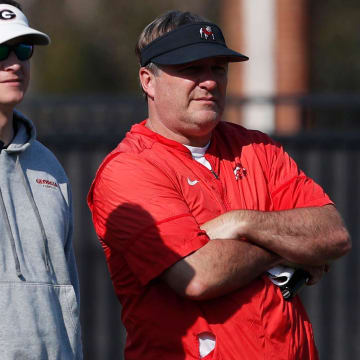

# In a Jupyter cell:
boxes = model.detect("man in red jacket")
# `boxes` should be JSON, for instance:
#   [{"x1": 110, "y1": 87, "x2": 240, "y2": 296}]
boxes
[{"x1": 88, "y1": 10, "x2": 351, "y2": 360}]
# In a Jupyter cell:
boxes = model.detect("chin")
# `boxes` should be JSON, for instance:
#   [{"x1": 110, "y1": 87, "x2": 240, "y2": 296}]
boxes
[
  {"x1": 0, "y1": 94, "x2": 25, "y2": 107},
  {"x1": 192, "y1": 118, "x2": 220, "y2": 137},
  {"x1": 196, "y1": 112, "x2": 221, "y2": 126}
]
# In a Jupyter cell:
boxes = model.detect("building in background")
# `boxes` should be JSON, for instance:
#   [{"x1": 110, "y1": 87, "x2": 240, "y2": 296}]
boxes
[
  {"x1": 22, "y1": 0, "x2": 360, "y2": 134},
  {"x1": 221, "y1": 0, "x2": 308, "y2": 135}
]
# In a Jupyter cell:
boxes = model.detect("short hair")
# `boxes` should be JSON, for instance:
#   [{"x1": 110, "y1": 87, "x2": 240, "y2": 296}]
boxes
[
  {"x1": 0, "y1": 0, "x2": 22, "y2": 11},
  {"x1": 135, "y1": 10, "x2": 206, "y2": 96}
]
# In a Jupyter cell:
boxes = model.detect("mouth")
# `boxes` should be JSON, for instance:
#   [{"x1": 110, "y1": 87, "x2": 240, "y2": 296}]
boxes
[
  {"x1": 194, "y1": 97, "x2": 217, "y2": 104},
  {"x1": 1, "y1": 79, "x2": 22, "y2": 86},
  {"x1": 1, "y1": 78, "x2": 22, "y2": 83},
  {"x1": 194, "y1": 99, "x2": 219, "y2": 110}
]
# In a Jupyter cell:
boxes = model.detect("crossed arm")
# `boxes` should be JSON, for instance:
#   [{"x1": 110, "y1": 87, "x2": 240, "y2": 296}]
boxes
[{"x1": 161, "y1": 205, "x2": 351, "y2": 300}]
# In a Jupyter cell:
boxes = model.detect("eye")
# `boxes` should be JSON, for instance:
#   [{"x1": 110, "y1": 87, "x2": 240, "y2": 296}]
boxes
[
  {"x1": 179, "y1": 65, "x2": 200, "y2": 74},
  {"x1": 213, "y1": 65, "x2": 227, "y2": 75}
]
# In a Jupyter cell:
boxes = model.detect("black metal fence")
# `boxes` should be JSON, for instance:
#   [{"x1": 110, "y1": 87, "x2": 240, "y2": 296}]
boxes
[{"x1": 18, "y1": 95, "x2": 360, "y2": 359}]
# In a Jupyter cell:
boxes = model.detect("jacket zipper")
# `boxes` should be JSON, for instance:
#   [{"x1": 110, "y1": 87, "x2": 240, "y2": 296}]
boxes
[
  {"x1": 206, "y1": 159, "x2": 232, "y2": 211},
  {"x1": 210, "y1": 169, "x2": 219, "y2": 179}
]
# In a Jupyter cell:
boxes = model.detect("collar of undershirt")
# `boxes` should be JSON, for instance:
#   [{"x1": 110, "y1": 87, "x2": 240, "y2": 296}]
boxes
[{"x1": 183, "y1": 141, "x2": 210, "y2": 159}]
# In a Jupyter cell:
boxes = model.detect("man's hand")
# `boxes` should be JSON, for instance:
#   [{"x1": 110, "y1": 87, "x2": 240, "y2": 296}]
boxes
[
  {"x1": 162, "y1": 205, "x2": 349, "y2": 300},
  {"x1": 302, "y1": 264, "x2": 330, "y2": 285},
  {"x1": 280, "y1": 260, "x2": 331, "y2": 286},
  {"x1": 215, "y1": 205, "x2": 350, "y2": 266},
  {"x1": 200, "y1": 212, "x2": 244, "y2": 240}
]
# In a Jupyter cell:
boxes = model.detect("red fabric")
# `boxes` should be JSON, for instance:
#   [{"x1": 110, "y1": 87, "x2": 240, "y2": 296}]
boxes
[{"x1": 88, "y1": 120, "x2": 330, "y2": 359}]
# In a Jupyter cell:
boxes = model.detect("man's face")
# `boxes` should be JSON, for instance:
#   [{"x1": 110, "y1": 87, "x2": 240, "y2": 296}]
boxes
[
  {"x1": 147, "y1": 57, "x2": 228, "y2": 145},
  {"x1": 0, "y1": 39, "x2": 30, "y2": 109}
]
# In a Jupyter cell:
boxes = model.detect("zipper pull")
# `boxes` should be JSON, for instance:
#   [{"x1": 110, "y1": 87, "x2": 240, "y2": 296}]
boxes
[{"x1": 210, "y1": 169, "x2": 219, "y2": 179}]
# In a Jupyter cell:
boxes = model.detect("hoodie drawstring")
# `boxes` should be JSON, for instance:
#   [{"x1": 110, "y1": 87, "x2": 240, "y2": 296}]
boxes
[
  {"x1": 0, "y1": 186, "x2": 24, "y2": 279},
  {"x1": 16, "y1": 155, "x2": 51, "y2": 273}
]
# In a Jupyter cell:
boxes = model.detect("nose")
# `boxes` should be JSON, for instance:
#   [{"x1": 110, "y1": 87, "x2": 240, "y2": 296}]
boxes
[
  {"x1": 1, "y1": 51, "x2": 22, "y2": 71},
  {"x1": 198, "y1": 68, "x2": 218, "y2": 91}
]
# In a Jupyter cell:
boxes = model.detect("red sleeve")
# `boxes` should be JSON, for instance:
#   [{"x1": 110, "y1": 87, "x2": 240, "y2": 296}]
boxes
[
  {"x1": 89, "y1": 153, "x2": 209, "y2": 286},
  {"x1": 264, "y1": 140, "x2": 333, "y2": 210}
]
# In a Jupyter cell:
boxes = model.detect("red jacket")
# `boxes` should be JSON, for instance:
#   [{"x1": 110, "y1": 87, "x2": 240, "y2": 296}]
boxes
[{"x1": 88, "y1": 120, "x2": 330, "y2": 359}]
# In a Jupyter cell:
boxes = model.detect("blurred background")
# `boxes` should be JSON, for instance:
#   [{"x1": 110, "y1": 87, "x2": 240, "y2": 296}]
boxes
[{"x1": 14, "y1": 0, "x2": 360, "y2": 358}]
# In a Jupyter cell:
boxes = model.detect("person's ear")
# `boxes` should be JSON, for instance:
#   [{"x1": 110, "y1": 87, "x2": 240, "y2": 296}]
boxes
[{"x1": 139, "y1": 67, "x2": 156, "y2": 99}]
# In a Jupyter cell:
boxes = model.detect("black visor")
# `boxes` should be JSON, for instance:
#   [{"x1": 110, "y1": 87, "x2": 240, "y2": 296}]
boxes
[{"x1": 140, "y1": 22, "x2": 249, "y2": 67}]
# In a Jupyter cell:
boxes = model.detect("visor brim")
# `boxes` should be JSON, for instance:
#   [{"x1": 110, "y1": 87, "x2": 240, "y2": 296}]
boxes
[
  {"x1": 0, "y1": 24, "x2": 50, "y2": 45},
  {"x1": 151, "y1": 43, "x2": 248, "y2": 66}
]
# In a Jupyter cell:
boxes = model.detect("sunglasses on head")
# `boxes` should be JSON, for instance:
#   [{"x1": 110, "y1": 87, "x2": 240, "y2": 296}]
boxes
[{"x1": 0, "y1": 43, "x2": 34, "y2": 61}]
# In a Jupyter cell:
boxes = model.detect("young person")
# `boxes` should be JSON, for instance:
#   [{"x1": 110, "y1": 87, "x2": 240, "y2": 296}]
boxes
[{"x1": 0, "y1": 1, "x2": 82, "y2": 358}]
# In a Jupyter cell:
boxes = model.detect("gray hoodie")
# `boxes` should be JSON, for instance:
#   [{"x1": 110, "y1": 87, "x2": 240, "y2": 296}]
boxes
[{"x1": 0, "y1": 112, "x2": 82, "y2": 359}]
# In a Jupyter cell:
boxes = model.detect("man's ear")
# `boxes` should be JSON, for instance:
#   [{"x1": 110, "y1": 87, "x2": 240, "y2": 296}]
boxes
[{"x1": 139, "y1": 67, "x2": 156, "y2": 99}]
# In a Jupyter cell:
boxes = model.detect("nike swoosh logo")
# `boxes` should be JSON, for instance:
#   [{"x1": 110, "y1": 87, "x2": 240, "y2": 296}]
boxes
[{"x1": 187, "y1": 178, "x2": 199, "y2": 186}]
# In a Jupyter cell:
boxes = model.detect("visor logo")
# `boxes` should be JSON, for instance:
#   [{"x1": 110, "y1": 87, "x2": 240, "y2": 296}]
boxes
[
  {"x1": 200, "y1": 26, "x2": 215, "y2": 40},
  {"x1": 0, "y1": 9, "x2": 16, "y2": 20}
]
